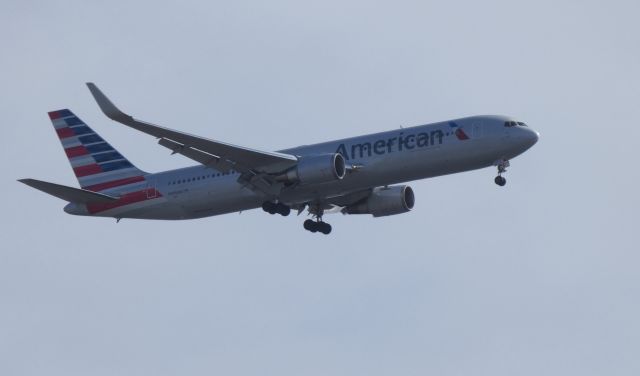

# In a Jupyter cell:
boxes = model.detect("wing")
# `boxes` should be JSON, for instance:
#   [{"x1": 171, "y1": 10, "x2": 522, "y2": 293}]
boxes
[{"x1": 86, "y1": 83, "x2": 298, "y2": 176}]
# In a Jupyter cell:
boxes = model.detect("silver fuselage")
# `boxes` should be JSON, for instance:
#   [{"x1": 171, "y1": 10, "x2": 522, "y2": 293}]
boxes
[{"x1": 64, "y1": 115, "x2": 539, "y2": 219}]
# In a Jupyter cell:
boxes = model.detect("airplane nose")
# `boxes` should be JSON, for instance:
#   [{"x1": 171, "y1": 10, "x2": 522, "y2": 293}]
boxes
[
  {"x1": 529, "y1": 129, "x2": 540, "y2": 145},
  {"x1": 514, "y1": 127, "x2": 539, "y2": 151}
]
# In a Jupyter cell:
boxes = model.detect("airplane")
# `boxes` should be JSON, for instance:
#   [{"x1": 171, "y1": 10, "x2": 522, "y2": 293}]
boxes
[{"x1": 19, "y1": 83, "x2": 539, "y2": 234}]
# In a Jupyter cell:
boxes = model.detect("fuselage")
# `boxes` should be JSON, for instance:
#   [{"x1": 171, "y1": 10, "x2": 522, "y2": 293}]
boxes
[{"x1": 64, "y1": 115, "x2": 539, "y2": 220}]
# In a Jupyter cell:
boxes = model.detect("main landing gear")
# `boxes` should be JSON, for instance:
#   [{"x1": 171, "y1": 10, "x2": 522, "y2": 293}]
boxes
[
  {"x1": 263, "y1": 201, "x2": 333, "y2": 234},
  {"x1": 303, "y1": 219, "x2": 332, "y2": 235},
  {"x1": 262, "y1": 201, "x2": 291, "y2": 216},
  {"x1": 303, "y1": 203, "x2": 332, "y2": 235},
  {"x1": 494, "y1": 159, "x2": 510, "y2": 187}
]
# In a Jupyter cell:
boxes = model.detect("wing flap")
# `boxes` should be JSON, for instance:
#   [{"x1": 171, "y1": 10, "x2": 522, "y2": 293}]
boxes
[
  {"x1": 157, "y1": 138, "x2": 236, "y2": 173},
  {"x1": 86, "y1": 83, "x2": 298, "y2": 174},
  {"x1": 19, "y1": 178, "x2": 119, "y2": 204}
]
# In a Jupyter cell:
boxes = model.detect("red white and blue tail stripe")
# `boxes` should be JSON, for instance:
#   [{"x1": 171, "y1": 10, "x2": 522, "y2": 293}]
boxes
[{"x1": 48, "y1": 109, "x2": 147, "y2": 193}]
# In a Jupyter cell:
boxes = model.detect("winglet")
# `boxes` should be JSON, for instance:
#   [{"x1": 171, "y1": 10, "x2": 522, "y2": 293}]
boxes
[{"x1": 86, "y1": 82, "x2": 133, "y2": 122}]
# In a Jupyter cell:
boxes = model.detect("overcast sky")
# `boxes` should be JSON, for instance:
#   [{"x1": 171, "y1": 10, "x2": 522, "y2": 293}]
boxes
[{"x1": 2, "y1": 1, "x2": 639, "y2": 375}]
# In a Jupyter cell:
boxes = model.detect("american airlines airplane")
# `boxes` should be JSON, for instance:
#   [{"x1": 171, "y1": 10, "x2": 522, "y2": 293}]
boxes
[{"x1": 20, "y1": 83, "x2": 539, "y2": 234}]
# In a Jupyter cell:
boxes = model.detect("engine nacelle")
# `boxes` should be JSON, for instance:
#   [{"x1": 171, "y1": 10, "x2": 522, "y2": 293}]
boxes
[
  {"x1": 277, "y1": 153, "x2": 346, "y2": 185},
  {"x1": 343, "y1": 185, "x2": 415, "y2": 217}
]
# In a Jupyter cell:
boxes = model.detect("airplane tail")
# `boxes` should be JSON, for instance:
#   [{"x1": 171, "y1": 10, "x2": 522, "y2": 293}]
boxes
[{"x1": 48, "y1": 109, "x2": 148, "y2": 192}]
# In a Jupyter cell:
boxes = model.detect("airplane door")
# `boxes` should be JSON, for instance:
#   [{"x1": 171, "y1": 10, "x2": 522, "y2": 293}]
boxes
[
  {"x1": 473, "y1": 122, "x2": 483, "y2": 138},
  {"x1": 146, "y1": 178, "x2": 158, "y2": 199}
]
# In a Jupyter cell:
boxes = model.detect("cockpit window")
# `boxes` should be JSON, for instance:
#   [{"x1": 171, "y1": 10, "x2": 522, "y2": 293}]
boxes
[{"x1": 504, "y1": 121, "x2": 528, "y2": 127}]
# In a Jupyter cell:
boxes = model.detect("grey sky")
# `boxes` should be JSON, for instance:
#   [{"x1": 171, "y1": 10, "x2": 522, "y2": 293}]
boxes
[{"x1": 1, "y1": 1, "x2": 639, "y2": 375}]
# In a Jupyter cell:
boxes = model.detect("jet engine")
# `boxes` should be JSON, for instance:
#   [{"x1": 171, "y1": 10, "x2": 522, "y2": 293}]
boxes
[
  {"x1": 342, "y1": 185, "x2": 415, "y2": 217},
  {"x1": 277, "y1": 153, "x2": 346, "y2": 185}
]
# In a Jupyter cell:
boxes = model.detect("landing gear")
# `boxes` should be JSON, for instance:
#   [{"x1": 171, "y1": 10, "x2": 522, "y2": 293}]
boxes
[
  {"x1": 303, "y1": 219, "x2": 316, "y2": 232},
  {"x1": 303, "y1": 203, "x2": 332, "y2": 234},
  {"x1": 263, "y1": 200, "x2": 332, "y2": 234},
  {"x1": 494, "y1": 159, "x2": 510, "y2": 187},
  {"x1": 303, "y1": 219, "x2": 332, "y2": 235},
  {"x1": 494, "y1": 176, "x2": 507, "y2": 186},
  {"x1": 262, "y1": 201, "x2": 291, "y2": 216}
]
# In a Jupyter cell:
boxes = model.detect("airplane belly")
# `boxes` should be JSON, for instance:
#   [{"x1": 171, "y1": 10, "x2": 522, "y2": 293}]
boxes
[
  {"x1": 180, "y1": 179, "x2": 264, "y2": 218},
  {"x1": 84, "y1": 196, "x2": 190, "y2": 220},
  {"x1": 122, "y1": 200, "x2": 190, "y2": 219}
]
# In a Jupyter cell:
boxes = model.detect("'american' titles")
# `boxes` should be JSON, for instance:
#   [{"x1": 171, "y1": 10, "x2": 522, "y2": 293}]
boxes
[{"x1": 336, "y1": 129, "x2": 445, "y2": 160}]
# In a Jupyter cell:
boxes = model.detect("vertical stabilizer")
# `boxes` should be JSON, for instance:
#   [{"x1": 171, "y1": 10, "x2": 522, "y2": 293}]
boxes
[{"x1": 48, "y1": 109, "x2": 147, "y2": 192}]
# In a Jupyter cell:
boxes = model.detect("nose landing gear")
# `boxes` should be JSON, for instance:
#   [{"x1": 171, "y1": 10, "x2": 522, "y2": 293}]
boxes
[{"x1": 494, "y1": 159, "x2": 510, "y2": 186}]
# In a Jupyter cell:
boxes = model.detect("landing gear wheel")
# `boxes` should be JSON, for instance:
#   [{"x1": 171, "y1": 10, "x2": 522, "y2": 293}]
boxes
[
  {"x1": 263, "y1": 201, "x2": 290, "y2": 216},
  {"x1": 303, "y1": 219, "x2": 332, "y2": 234},
  {"x1": 277, "y1": 205, "x2": 291, "y2": 216},
  {"x1": 318, "y1": 222, "x2": 332, "y2": 235},
  {"x1": 304, "y1": 219, "x2": 318, "y2": 232},
  {"x1": 262, "y1": 201, "x2": 276, "y2": 214},
  {"x1": 494, "y1": 176, "x2": 507, "y2": 186}
]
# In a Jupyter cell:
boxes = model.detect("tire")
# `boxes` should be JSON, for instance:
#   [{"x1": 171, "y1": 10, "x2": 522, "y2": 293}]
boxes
[
  {"x1": 262, "y1": 201, "x2": 276, "y2": 214},
  {"x1": 278, "y1": 205, "x2": 291, "y2": 216},
  {"x1": 303, "y1": 219, "x2": 317, "y2": 232},
  {"x1": 494, "y1": 176, "x2": 506, "y2": 186},
  {"x1": 319, "y1": 222, "x2": 332, "y2": 235}
]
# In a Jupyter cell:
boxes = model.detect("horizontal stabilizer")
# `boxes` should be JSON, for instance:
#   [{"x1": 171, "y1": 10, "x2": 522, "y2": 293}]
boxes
[{"x1": 18, "y1": 178, "x2": 118, "y2": 204}]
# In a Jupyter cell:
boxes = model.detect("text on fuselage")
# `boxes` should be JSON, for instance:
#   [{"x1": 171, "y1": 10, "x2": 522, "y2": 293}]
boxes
[{"x1": 336, "y1": 129, "x2": 444, "y2": 160}]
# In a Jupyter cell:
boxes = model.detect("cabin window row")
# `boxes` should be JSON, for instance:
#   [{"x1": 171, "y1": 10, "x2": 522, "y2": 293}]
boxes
[{"x1": 168, "y1": 170, "x2": 237, "y2": 185}]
